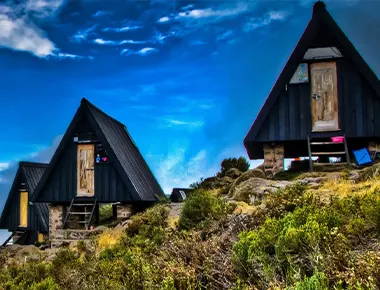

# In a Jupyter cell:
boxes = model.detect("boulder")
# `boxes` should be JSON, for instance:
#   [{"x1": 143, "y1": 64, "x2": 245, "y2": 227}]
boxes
[
  {"x1": 228, "y1": 169, "x2": 266, "y2": 197},
  {"x1": 224, "y1": 168, "x2": 242, "y2": 179},
  {"x1": 231, "y1": 177, "x2": 289, "y2": 204}
]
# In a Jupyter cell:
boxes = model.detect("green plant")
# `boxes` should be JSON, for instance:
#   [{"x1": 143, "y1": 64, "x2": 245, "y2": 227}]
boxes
[
  {"x1": 179, "y1": 189, "x2": 230, "y2": 230},
  {"x1": 218, "y1": 157, "x2": 250, "y2": 177}
]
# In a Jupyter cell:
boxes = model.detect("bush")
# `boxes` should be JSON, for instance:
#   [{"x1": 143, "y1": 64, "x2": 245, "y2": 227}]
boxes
[
  {"x1": 218, "y1": 157, "x2": 250, "y2": 177},
  {"x1": 99, "y1": 204, "x2": 114, "y2": 223},
  {"x1": 179, "y1": 189, "x2": 230, "y2": 230},
  {"x1": 233, "y1": 185, "x2": 380, "y2": 289}
]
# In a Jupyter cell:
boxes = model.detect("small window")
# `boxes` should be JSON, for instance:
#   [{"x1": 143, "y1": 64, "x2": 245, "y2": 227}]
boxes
[
  {"x1": 290, "y1": 63, "x2": 309, "y2": 84},
  {"x1": 179, "y1": 190, "x2": 187, "y2": 200}
]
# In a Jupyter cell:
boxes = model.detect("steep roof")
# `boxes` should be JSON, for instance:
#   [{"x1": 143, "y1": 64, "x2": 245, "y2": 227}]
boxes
[
  {"x1": 0, "y1": 162, "x2": 49, "y2": 230},
  {"x1": 32, "y1": 98, "x2": 165, "y2": 202},
  {"x1": 244, "y1": 1, "x2": 380, "y2": 145}
]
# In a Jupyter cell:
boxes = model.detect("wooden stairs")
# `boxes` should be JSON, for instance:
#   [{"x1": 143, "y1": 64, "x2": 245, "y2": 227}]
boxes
[
  {"x1": 307, "y1": 134, "x2": 351, "y2": 171},
  {"x1": 63, "y1": 197, "x2": 97, "y2": 230},
  {"x1": 1, "y1": 230, "x2": 27, "y2": 248}
]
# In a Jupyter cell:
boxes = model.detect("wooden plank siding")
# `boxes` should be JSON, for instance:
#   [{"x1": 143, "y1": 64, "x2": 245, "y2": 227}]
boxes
[
  {"x1": 254, "y1": 59, "x2": 380, "y2": 143},
  {"x1": 37, "y1": 128, "x2": 132, "y2": 203}
]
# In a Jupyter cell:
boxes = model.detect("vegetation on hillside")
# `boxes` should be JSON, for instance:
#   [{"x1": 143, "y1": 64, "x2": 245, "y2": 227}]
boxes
[{"x1": 1, "y1": 160, "x2": 380, "y2": 289}]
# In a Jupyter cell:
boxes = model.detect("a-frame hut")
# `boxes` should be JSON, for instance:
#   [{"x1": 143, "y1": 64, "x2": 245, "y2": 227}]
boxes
[
  {"x1": 0, "y1": 162, "x2": 48, "y2": 245},
  {"x1": 244, "y1": 1, "x2": 380, "y2": 173},
  {"x1": 31, "y1": 98, "x2": 165, "y2": 240}
]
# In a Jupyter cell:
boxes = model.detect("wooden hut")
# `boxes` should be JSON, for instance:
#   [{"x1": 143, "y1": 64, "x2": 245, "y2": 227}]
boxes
[
  {"x1": 170, "y1": 188, "x2": 193, "y2": 203},
  {"x1": 31, "y1": 98, "x2": 165, "y2": 240},
  {"x1": 0, "y1": 162, "x2": 48, "y2": 246},
  {"x1": 244, "y1": 1, "x2": 380, "y2": 173}
]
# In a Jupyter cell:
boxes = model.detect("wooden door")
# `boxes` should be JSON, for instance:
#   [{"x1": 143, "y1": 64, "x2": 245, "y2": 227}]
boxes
[
  {"x1": 77, "y1": 144, "x2": 95, "y2": 196},
  {"x1": 19, "y1": 191, "x2": 28, "y2": 227},
  {"x1": 310, "y1": 61, "x2": 339, "y2": 132}
]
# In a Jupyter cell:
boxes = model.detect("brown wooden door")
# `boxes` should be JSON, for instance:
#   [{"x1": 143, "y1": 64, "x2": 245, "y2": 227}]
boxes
[
  {"x1": 77, "y1": 144, "x2": 95, "y2": 196},
  {"x1": 19, "y1": 191, "x2": 28, "y2": 227},
  {"x1": 310, "y1": 61, "x2": 339, "y2": 132}
]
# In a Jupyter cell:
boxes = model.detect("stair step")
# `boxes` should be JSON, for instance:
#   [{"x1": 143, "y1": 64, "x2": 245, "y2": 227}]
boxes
[
  {"x1": 311, "y1": 142, "x2": 343, "y2": 145},
  {"x1": 311, "y1": 151, "x2": 346, "y2": 155}
]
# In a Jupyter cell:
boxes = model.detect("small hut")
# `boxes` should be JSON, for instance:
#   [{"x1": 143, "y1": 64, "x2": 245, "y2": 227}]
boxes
[
  {"x1": 244, "y1": 1, "x2": 380, "y2": 173},
  {"x1": 0, "y1": 162, "x2": 48, "y2": 245}
]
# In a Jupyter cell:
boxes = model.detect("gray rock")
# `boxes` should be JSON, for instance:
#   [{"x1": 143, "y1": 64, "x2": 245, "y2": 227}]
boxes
[{"x1": 224, "y1": 168, "x2": 242, "y2": 179}]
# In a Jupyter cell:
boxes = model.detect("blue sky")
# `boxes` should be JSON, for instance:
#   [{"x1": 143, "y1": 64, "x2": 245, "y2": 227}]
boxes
[{"x1": 0, "y1": 0, "x2": 379, "y2": 218}]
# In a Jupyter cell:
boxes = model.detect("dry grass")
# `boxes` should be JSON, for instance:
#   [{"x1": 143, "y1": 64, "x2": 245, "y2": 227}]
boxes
[
  {"x1": 318, "y1": 177, "x2": 380, "y2": 201},
  {"x1": 96, "y1": 228, "x2": 125, "y2": 252},
  {"x1": 231, "y1": 201, "x2": 256, "y2": 216}
]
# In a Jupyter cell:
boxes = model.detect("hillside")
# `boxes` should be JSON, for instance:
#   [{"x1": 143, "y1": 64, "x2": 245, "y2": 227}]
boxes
[{"x1": 1, "y1": 160, "x2": 380, "y2": 289}]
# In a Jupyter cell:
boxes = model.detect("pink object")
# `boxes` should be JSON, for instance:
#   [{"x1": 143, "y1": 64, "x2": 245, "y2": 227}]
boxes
[{"x1": 331, "y1": 136, "x2": 344, "y2": 143}]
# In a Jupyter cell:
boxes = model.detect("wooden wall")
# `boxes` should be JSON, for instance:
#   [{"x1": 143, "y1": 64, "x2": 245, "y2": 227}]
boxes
[
  {"x1": 37, "y1": 122, "x2": 132, "y2": 203},
  {"x1": 254, "y1": 58, "x2": 380, "y2": 142}
]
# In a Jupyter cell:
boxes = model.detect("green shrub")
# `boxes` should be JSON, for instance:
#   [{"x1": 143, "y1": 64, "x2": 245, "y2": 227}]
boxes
[
  {"x1": 290, "y1": 271, "x2": 329, "y2": 290},
  {"x1": 218, "y1": 157, "x2": 250, "y2": 177},
  {"x1": 179, "y1": 190, "x2": 230, "y2": 230},
  {"x1": 99, "y1": 204, "x2": 114, "y2": 223}
]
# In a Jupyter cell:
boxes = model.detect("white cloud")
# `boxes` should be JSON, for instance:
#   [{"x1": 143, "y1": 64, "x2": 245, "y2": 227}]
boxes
[
  {"x1": 102, "y1": 25, "x2": 142, "y2": 32},
  {"x1": 0, "y1": 14, "x2": 56, "y2": 57},
  {"x1": 0, "y1": 0, "x2": 84, "y2": 59},
  {"x1": 154, "y1": 147, "x2": 216, "y2": 194},
  {"x1": 94, "y1": 38, "x2": 147, "y2": 46},
  {"x1": 53, "y1": 52, "x2": 94, "y2": 60},
  {"x1": 244, "y1": 10, "x2": 287, "y2": 32},
  {"x1": 0, "y1": 163, "x2": 9, "y2": 172},
  {"x1": 216, "y1": 29, "x2": 233, "y2": 42},
  {"x1": 163, "y1": 118, "x2": 204, "y2": 129},
  {"x1": 71, "y1": 25, "x2": 97, "y2": 43},
  {"x1": 138, "y1": 47, "x2": 157, "y2": 55},
  {"x1": 93, "y1": 10, "x2": 113, "y2": 18},
  {"x1": 158, "y1": 16, "x2": 170, "y2": 23},
  {"x1": 24, "y1": 0, "x2": 63, "y2": 18},
  {"x1": 120, "y1": 47, "x2": 158, "y2": 56}
]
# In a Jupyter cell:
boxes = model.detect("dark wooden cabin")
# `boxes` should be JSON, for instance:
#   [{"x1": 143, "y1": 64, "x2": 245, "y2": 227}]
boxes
[
  {"x1": 0, "y1": 162, "x2": 48, "y2": 245},
  {"x1": 244, "y1": 1, "x2": 380, "y2": 172},
  {"x1": 31, "y1": 98, "x2": 165, "y2": 234},
  {"x1": 170, "y1": 188, "x2": 193, "y2": 203}
]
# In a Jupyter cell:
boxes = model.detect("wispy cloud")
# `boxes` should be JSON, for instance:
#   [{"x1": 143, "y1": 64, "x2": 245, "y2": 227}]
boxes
[
  {"x1": 53, "y1": 52, "x2": 94, "y2": 60},
  {"x1": 71, "y1": 25, "x2": 97, "y2": 43},
  {"x1": 244, "y1": 10, "x2": 287, "y2": 32},
  {"x1": 120, "y1": 47, "x2": 158, "y2": 56},
  {"x1": 102, "y1": 25, "x2": 142, "y2": 32},
  {"x1": 0, "y1": 163, "x2": 9, "y2": 173},
  {"x1": 157, "y1": 16, "x2": 170, "y2": 23},
  {"x1": 216, "y1": 29, "x2": 233, "y2": 42},
  {"x1": 162, "y1": 2, "x2": 252, "y2": 37},
  {"x1": 93, "y1": 10, "x2": 113, "y2": 18},
  {"x1": 190, "y1": 40, "x2": 208, "y2": 46},
  {"x1": 177, "y1": 3, "x2": 249, "y2": 20},
  {"x1": 94, "y1": 38, "x2": 147, "y2": 45},
  {"x1": 0, "y1": 0, "x2": 65, "y2": 58},
  {"x1": 162, "y1": 118, "x2": 204, "y2": 129},
  {"x1": 154, "y1": 147, "x2": 215, "y2": 194}
]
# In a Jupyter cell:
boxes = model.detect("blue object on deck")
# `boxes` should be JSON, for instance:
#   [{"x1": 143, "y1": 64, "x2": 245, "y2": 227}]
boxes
[{"x1": 353, "y1": 148, "x2": 372, "y2": 165}]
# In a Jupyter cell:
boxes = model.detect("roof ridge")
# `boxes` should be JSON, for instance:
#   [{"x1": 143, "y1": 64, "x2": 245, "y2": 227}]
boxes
[
  {"x1": 81, "y1": 98, "x2": 126, "y2": 128},
  {"x1": 19, "y1": 161, "x2": 49, "y2": 168}
]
